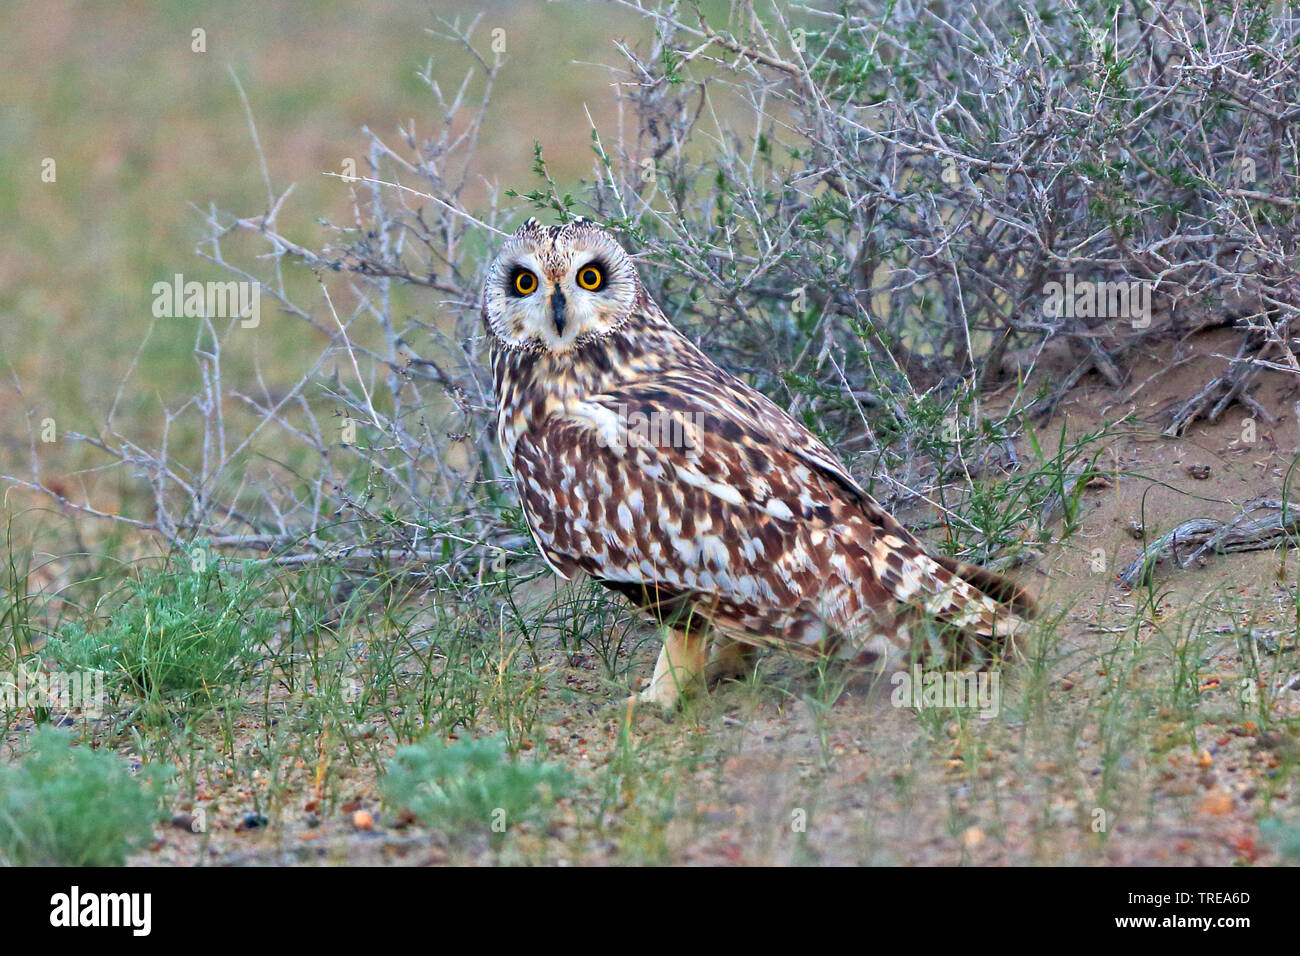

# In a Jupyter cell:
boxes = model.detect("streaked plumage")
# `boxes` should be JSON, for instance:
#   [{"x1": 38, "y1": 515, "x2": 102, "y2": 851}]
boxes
[{"x1": 485, "y1": 218, "x2": 1034, "y2": 707}]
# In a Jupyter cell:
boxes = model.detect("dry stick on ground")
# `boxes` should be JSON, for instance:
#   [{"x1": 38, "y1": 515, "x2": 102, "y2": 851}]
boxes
[
  {"x1": 1163, "y1": 329, "x2": 1280, "y2": 438},
  {"x1": 1119, "y1": 498, "x2": 1300, "y2": 588}
]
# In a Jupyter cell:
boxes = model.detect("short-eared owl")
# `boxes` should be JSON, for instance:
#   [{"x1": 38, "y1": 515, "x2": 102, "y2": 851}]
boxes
[{"x1": 486, "y1": 218, "x2": 1034, "y2": 709}]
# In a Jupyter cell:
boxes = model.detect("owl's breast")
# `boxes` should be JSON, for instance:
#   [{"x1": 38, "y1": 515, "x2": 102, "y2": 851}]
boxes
[
  {"x1": 492, "y1": 345, "x2": 544, "y2": 463},
  {"x1": 493, "y1": 342, "x2": 625, "y2": 465}
]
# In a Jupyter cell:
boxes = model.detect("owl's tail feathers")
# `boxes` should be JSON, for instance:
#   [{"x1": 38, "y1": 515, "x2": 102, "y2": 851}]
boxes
[
  {"x1": 932, "y1": 554, "x2": 1037, "y2": 620},
  {"x1": 904, "y1": 551, "x2": 1037, "y2": 658}
]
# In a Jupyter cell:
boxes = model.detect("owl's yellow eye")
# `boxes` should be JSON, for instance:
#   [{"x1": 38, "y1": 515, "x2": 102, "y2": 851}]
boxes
[
  {"x1": 513, "y1": 270, "x2": 537, "y2": 296},
  {"x1": 576, "y1": 264, "x2": 604, "y2": 291}
]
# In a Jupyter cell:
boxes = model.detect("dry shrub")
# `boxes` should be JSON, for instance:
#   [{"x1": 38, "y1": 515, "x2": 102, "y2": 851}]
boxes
[{"x1": 6, "y1": 0, "x2": 1298, "y2": 574}]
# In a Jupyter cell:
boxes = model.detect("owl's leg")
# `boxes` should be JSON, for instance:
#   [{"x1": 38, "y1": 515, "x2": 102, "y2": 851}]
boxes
[
  {"x1": 636, "y1": 627, "x2": 708, "y2": 709},
  {"x1": 704, "y1": 637, "x2": 759, "y2": 686}
]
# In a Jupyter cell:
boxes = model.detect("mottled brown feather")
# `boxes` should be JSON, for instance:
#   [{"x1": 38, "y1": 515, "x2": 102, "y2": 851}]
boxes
[{"x1": 492, "y1": 272, "x2": 1034, "y2": 666}]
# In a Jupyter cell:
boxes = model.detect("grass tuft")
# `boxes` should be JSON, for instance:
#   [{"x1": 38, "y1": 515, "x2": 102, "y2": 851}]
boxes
[
  {"x1": 46, "y1": 557, "x2": 274, "y2": 708},
  {"x1": 0, "y1": 728, "x2": 165, "y2": 866},
  {"x1": 380, "y1": 732, "x2": 569, "y2": 845}
]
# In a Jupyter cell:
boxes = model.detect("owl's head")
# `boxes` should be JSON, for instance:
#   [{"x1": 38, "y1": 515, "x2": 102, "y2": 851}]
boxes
[{"x1": 483, "y1": 217, "x2": 640, "y2": 353}]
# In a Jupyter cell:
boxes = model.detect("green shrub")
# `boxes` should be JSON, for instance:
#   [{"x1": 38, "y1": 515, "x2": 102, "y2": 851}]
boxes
[
  {"x1": 1261, "y1": 818, "x2": 1300, "y2": 863},
  {"x1": 46, "y1": 560, "x2": 274, "y2": 702},
  {"x1": 0, "y1": 728, "x2": 163, "y2": 865},
  {"x1": 381, "y1": 733, "x2": 569, "y2": 841}
]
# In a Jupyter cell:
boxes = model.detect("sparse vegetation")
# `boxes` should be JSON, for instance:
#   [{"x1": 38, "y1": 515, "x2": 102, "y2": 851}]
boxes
[
  {"x1": 45, "y1": 558, "x2": 275, "y2": 709},
  {"x1": 380, "y1": 733, "x2": 570, "y2": 845}
]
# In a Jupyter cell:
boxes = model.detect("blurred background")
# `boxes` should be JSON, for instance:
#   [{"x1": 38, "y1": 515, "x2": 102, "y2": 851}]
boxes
[{"x1": 0, "y1": 0, "x2": 656, "y2": 433}]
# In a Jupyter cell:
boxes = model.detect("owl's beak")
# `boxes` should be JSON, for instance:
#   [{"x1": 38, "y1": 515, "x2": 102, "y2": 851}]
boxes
[{"x1": 550, "y1": 289, "x2": 568, "y2": 336}]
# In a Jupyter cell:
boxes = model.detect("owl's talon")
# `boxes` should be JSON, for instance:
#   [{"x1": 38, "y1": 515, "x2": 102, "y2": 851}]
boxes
[
  {"x1": 633, "y1": 629, "x2": 707, "y2": 712},
  {"x1": 620, "y1": 692, "x2": 673, "y2": 725},
  {"x1": 636, "y1": 684, "x2": 683, "y2": 711}
]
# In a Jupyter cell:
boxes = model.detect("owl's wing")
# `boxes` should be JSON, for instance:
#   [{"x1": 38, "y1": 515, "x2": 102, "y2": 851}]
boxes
[
  {"x1": 603, "y1": 364, "x2": 911, "y2": 547},
  {"x1": 511, "y1": 366, "x2": 1031, "y2": 655},
  {"x1": 668, "y1": 364, "x2": 866, "y2": 495},
  {"x1": 650, "y1": 364, "x2": 1035, "y2": 619},
  {"x1": 511, "y1": 385, "x2": 850, "y2": 655}
]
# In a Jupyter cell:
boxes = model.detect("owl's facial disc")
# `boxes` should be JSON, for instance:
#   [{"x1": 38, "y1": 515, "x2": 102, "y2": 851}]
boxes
[{"x1": 485, "y1": 219, "x2": 638, "y2": 354}]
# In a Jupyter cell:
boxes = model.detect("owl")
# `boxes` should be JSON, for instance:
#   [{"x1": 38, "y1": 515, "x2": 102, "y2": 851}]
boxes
[{"x1": 485, "y1": 218, "x2": 1035, "y2": 709}]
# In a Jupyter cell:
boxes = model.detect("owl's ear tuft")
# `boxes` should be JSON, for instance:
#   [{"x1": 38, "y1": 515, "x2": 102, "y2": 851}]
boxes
[{"x1": 516, "y1": 217, "x2": 542, "y2": 236}]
